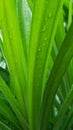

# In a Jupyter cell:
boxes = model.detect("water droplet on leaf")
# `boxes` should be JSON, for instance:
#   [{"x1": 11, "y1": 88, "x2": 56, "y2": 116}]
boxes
[
  {"x1": 38, "y1": 48, "x2": 41, "y2": 51},
  {"x1": 41, "y1": 26, "x2": 46, "y2": 32},
  {"x1": 49, "y1": 13, "x2": 52, "y2": 18},
  {"x1": 43, "y1": 43, "x2": 46, "y2": 47},
  {"x1": 10, "y1": 34, "x2": 12, "y2": 40},
  {"x1": 44, "y1": 37, "x2": 48, "y2": 41}
]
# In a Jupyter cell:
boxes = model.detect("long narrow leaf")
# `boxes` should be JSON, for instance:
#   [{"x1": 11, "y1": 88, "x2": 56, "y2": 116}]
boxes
[
  {"x1": 0, "y1": 121, "x2": 12, "y2": 130},
  {"x1": 53, "y1": 87, "x2": 73, "y2": 130},
  {"x1": 41, "y1": 21, "x2": 73, "y2": 130},
  {"x1": 0, "y1": 0, "x2": 28, "y2": 120},
  {"x1": 0, "y1": 77, "x2": 28, "y2": 130},
  {"x1": 28, "y1": 0, "x2": 63, "y2": 130}
]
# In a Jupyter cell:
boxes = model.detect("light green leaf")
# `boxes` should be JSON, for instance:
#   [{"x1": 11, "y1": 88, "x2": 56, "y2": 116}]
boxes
[
  {"x1": 28, "y1": 0, "x2": 63, "y2": 130},
  {"x1": 17, "y1": 0, "x2": 32, "y2": 60},
  {"x1": 0, "y1": 0, "x2": 28, "y2": 120}
]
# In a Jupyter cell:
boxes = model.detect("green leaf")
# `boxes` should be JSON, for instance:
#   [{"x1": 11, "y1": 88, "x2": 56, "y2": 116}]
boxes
[
  {"x1": 17, "y1": 0, "x2": 32, "y2": 60},
  {"x1": 0, "y1": 121, "x2": 12, "y2": 130},
  {"x1": 0, "y1": 0, "x2": 28, "y2": 120},
  {"x1": 67, "y1": 0, "x2": 72, "y2": 30},
  {"x1": 0, "y1": 67, "x2": 9, "y2": 85},
  {"x1": 28, "y1": 0, "x2": 64, "y2": 130},
  {"x1": 0, "y1": 99, "x2": 21, "y2": 130},
  {"x1": 27, "y1": 0, "x2": 33, "y2": 10},
  {"x1": 0, "y1": 76, "x2": 28, "y2": 130},
  {"x1": 62, "y1": 109, "x2": 73, "y2": 130},
  {"x1": 41, "y1": 21, "x2": 73, "y2": 130},
  {"x1": 53, "y1": 87, "x2": 73, "y2": 130}
]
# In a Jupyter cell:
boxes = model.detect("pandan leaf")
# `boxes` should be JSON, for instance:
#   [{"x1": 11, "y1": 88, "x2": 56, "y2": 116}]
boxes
[
  {"x1": 27, "y1": 0, "x2": 33, "y2": 10},
  {"x1": 0, "y1": 0, "x2": 28, "y2": 121},
  {"x1": 0, "y1": 76, "x2": 29, "y2": 130},
  {"x1": 0, "y1": 67, "x2": 9, "y2": 85},
  {"x1": 53, "y1": 87, "x2": 73, "y2": 130},
  {"x1": 0, "y1": 121, "x2": 12, "y2": 130},
  {"x1": 62, "y1": 107, "x2": 73, "y2": 130},
  {"x1": 28, "y1": 0, "x2": 64, "y2": 130},
  {"x1": 41, "y1": 21, "x2": 73, "y2": 130},
  {"x1": 17, "y1": 0, "x2": 32, "y2": 60},
  {"x1": 0, "y1": 99, "x2": 21, "y2": 130}
]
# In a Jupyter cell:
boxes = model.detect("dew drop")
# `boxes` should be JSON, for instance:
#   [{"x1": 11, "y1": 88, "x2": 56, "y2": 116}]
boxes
[
  {"x1": 0, "y1": 17, "x2": 2, "y2": 25},
  {"x1": 44, "y1": 37, "x2": 48, "y2": 41},
  {"x1": 36, "y1": 55, "x2": 38, "y2": 58},
  {"x1": 46, "y1": 1, "x2": 49, "y2": 5},
  {"x1": 10, "y1": 34, "x2": 12, "y2": 40},
  {"x1": 49, "y1": 13, "x2": 52, "y2": 18},
  {"x1": 41, "y1": 26, "x2": 46, "y2": 32},
  {"x1": 38, "y1": 48, "x2": 41, "y2": 51},
  {"x1": 0, "y1": 19, "x2": 1, "y2": 25},
  {"x1": 43, "y1": 43, "x2": 46, "y2": 47},
  {"x1": 45, "y1": 17, "x2": 48, "y2": 21}
]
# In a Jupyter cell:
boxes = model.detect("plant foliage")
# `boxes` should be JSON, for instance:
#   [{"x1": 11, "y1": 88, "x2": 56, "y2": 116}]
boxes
[{"x1": 0, "y1": 0, "x2": 73, "y2": 130}]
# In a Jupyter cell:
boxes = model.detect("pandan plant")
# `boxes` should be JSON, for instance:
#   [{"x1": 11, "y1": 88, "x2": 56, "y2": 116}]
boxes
[{"x1": 0, "y1": 0, "x2": 73, "y2": 130}]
